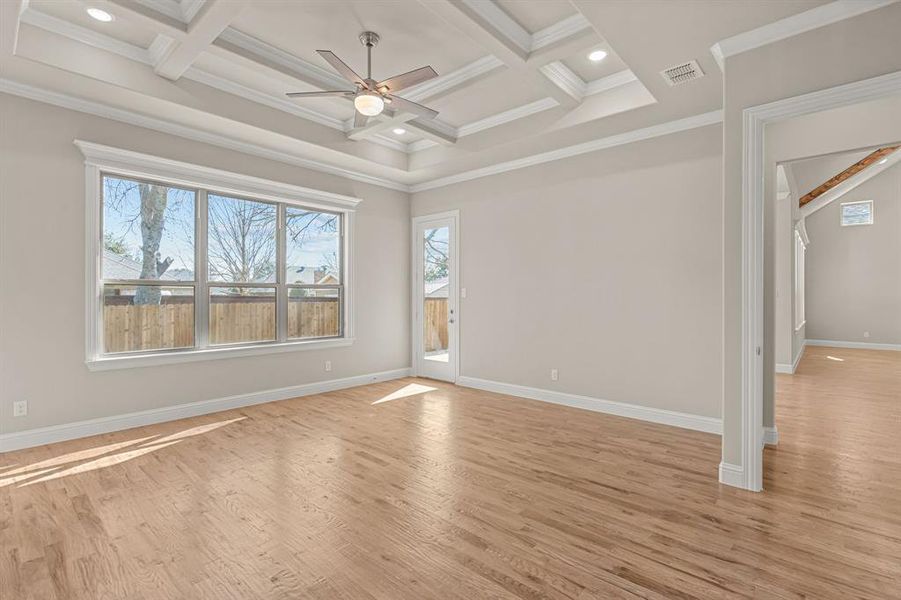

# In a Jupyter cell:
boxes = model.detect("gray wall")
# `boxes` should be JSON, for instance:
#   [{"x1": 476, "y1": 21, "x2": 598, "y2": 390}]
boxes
[
  {"x1": 0, "y1": 94, "x2": 411, "y2": 434},
  {"x1": 412, "y1": 125, "x2": 724, "y2": 419},
  {"x1": 805, "y1": 162, "x2": 901, "y2": 344}
]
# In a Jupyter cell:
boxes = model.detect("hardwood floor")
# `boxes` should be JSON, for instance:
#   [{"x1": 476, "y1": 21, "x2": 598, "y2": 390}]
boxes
[{"x1": 2, "y1": 347, "x2": 899, "y2": 599}]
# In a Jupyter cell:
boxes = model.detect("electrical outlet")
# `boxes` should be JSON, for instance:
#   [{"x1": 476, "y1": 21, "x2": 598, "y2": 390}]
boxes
[
  {"x1": 13, "y1": 400, "x2": 27, "y2": 417},
  {"x1": 550, "y1": 369, "x2": 558, "y2": 381},
  {"x1": 325, "y1": 360, "x2": 332, "y2": 372},
  {"x1": 863, "y1": 331, "x2": 870, "y2": 338}
]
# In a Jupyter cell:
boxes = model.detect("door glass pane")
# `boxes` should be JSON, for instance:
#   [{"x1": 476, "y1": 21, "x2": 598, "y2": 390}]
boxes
[
  {"x1": 207, "y1": 194, "x2": 277, "y2": 283},
  {"x1": 285, "y1": 208, "x2": 341, "y2": 284},
  {"x1": 103, "y1": 285, "x2": 194, "y2": 353},
  {"x1": 288, "y1": 288, "x2": 340, "y2": 339},
  {"x1": 209, "y1": 287, "x2": 276, "y2": 345},
  {"x1": 102, "y1": 176, "x2": 195, "y2": 281},
  {"x1": 423, "y1": 226, "x2": 449, "y2": 363}
]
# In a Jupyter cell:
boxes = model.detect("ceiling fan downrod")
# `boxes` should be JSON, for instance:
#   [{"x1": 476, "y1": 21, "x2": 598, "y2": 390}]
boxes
[{"x1": 359, "y1": 31, "x2": 380, "y2": 81}]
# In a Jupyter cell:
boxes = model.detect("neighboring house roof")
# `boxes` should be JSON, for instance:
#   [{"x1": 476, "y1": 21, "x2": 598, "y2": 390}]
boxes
[
  {"x1": 425, "y1": 277, "x2": 448, "y2": 298},
  {"x1": 103, "y1": 249, "x2": 143, "y2": 279},
  {"x1": 287, "y1": 265, "x2": 338, "y2": 285}
]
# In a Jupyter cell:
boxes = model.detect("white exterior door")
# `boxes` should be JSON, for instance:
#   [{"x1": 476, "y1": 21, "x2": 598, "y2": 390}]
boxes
[{"x1": 413, "y1": 212, "x2": 458, "y2": 382}]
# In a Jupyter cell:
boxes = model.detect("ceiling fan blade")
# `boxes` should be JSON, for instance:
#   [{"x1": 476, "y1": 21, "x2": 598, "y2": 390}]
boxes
[
  {"x1": 353, "y1": 111, "x2": 369, "y2": 129},
  {"x1": 376, "y1": 66, "x2": 438, "y2": 94},
  {"x1": 286, "y1": 91, "x2": 355, "y2": 98},
  {"x1": 317, "y1": 50, "x2": 367, "y2": 88},
  {"x1": 386, "y1": 95, "x2": 439, "y2": 120}
]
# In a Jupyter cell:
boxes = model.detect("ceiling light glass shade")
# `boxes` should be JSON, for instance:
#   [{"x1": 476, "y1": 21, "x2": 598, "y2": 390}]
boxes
[
  {"x1": 588, "y1": 50, "x2": 608, "y2": 62},
  {"x1": 87, "y1": 8, "x2": 114, "y2": 22},
  {"x1": 354, "y1": 92, "x2": 385, "y2": 116}
]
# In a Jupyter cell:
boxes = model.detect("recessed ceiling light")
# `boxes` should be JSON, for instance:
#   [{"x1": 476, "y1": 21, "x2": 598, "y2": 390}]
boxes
[
  {"x1": 86, "y1": 8, "x2": 114, "y2": 22},
  {"x1": 392, "y1": 128, "x2": 406, "y2": 135},
  {"x1": 588, "y1": 50, "x2": 607, "y2": 62}
]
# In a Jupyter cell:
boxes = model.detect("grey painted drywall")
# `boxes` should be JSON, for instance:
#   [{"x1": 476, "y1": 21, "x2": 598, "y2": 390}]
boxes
[
  {"x1": 805, "y1": 163, "x2": 901, "y2": 344},
  {"x1": 723, "y1": 3, "x2": 901, "y2": 467},
  {"x1": 0, "y1": 94, "x2": 411, "y2": 434},
  {"x1": 412, "y1": 125, "x2": 724, "y2": 419}
]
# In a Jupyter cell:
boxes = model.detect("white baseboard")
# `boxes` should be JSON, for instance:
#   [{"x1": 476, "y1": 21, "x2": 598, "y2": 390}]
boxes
[
  {"x1": 806, "y1": 339, "x2": 901, "y2": 351},
  {"x1": 456, "y1": 376, "x2": 722, "y2": 434},
  {"x1": 763, "y1": 426, "x2": 779, "y2": 446},
  {"x1": 775, "y1": 340, "x2": 806, "y2": 374},
  {"x1": 0, "y1": 368, "x2": 412, "y2": 453},
  {"x1": 718, "y1": 461, "x2": 744, "y2": 487}
]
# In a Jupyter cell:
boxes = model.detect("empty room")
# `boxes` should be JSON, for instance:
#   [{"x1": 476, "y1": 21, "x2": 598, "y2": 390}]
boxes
[{"x1": 1, "y1": 1, "x2": 900, "y2": 598}]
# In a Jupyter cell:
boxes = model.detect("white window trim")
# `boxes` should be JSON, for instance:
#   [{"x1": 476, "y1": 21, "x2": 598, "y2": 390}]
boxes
[
  {"x1": 840, "y1": 199, "x2": 874, "y2": 226},
  {"x1": 793, "y1": 226, "x2": 807, "y2": 332},
  {"x1": 77, "y1": 140, "x2": 360, "y2": 371}
]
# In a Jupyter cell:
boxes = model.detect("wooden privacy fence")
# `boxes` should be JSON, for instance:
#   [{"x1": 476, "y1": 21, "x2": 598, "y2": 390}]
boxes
[
  {"x1": 423, "y1": 297, "x2": 448, "y2": 352},
  {"x1": 103, "y1": 296, "x2": 339, "y2": 353}
]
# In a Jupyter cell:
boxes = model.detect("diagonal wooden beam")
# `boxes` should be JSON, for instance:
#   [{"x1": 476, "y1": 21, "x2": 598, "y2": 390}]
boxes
[{"x1": 799, "y1": 146, "x2": 899, "y2": 206}]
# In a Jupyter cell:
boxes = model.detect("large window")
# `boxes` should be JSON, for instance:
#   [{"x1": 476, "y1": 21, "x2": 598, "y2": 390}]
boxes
[{"x1": 83, "y1": 142, "x2": 358, "y2": 368}]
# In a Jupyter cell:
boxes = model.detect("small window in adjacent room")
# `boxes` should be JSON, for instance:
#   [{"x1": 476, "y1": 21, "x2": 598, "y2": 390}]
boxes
[{"x1": 840, "y1": 200, "x2": 873, "y2": 226}]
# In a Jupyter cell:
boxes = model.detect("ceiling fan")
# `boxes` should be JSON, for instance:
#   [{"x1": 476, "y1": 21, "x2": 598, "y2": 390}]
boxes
[{"x1": 286, "y1": 31, "x2": 440, "y2": 128}]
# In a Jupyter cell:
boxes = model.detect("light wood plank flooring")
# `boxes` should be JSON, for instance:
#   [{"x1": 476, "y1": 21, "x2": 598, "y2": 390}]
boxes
[{"x1": 2, "y1": 347, "x2": 899, "y2": 599}]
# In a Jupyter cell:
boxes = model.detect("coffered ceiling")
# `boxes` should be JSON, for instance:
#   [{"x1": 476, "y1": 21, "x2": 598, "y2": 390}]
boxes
[{"x1": 3, "y1": 0, "x2": 877, "y2": 192}]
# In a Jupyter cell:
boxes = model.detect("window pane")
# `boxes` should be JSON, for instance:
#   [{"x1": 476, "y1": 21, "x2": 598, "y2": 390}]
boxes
[
  {"x1": 102, "y1": 176, "x2": 195, "y2": 281},
  {"x1": 209, "y1": 287, "x2": 276, "y2": 345},
  {"x1": 841, "y1": 201, "x2": 872, "y2": 226},
  {"x1": 288, "y1": 288, "x2": 340, "y2": 339},
  {"x1": 208, "y1": 194, "x2": 277, "y2": 283},
  {"x1": 423, "y1": 226, "x2": 449, "y2": 363},
  {"x1": 103, "y1": 285, "x2": 194, "y2": 353},
  {"x1": 285, "y1": 208, "x2": 341, "y2": 285}
]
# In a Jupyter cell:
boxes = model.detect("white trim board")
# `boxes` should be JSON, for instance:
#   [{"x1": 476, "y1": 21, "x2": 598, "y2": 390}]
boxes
[
  {"x1": 806, "y1": 339, "x2": 901, "y2": 351},
  {"x1": 736, "y1": 70, "x2": 901, "y2": 492},
  {"x1": 710, "y1": 0, "x2": 897, "y2": 71},
  {"x1": 718, "y1": 462, "x2": 745, "y2": 487},
  {"x1": 457, "y1": 376, "x2": 722, "y2": 435},
  {"x1": 410, "y1": 110, "x2": 724, "y2": 192},
  {"x1": 775, "y1": 340, "x2": 807, "y2": 374},
  {"x1": 0, "y1": 368, "x2": 412, "y2": 453},
  {"x1": 763, "y1": 426, "x2": 779, "y2": 447}
]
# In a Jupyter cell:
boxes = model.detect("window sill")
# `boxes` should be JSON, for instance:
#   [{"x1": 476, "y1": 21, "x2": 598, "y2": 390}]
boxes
[{"x1": 86, "y1": 338, "x2": 355, "y2": 371}]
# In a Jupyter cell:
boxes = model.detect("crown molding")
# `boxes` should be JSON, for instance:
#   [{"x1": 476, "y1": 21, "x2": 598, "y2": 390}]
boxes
[
  {"x1": 3, "y1": 78, "x2": 726, "y2": 196},
  {"x1": 410, "y1": 110, "x2": 723, "y2": 192},
  {"x1": 181, "y1": 0, "x2": 206, "y2": 23},
  {"x1": 134, "y1": 0, "x2": 187, "y2": 23},
  {"x1": 460, "y1": 0, "x2": 531, "y2": 54},
  {"x1": 0, "y1": 78, "x2": 410, "y2": 192},
  {"x1": 710, "y1": 0, "x2": 897, "y2": 71},
  {"x1": 531, "y1": 14, "x2": 592, "y2": 52},
  {"x1": 403, "y1": 55, "x2": 505, "y2": 103},
  {"x1": 457, "y1": 97, "x2": 559, "y2": 137},
  {"x1": 584, "y1": 69, "x2": 639, "y2": 97},
  {"x1": 539, "y1": 62, "x2": 637, "y2": 102},
  {"x1": 19, "y1": 8, "x2": 153, "y2": 65},
  {"x1": 216, "y1": 27, "x2": 352, "y2": 91}
]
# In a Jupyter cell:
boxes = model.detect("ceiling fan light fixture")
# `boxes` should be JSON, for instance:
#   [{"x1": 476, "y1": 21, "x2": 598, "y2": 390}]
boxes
[{"x1": 354, "y1": 92, "x2": 384, "y2": 116}]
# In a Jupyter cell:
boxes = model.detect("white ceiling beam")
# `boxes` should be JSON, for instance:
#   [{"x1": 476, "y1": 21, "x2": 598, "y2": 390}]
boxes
[
  {"x1": 153, "y1": 0, "x2": 245, "y2": 80},
  {"x1": 0, "y1": 0, "x2": 29, "y2": 56},
  {"x1": 417, "y1": 0, "x2": 583, "y2": 108},
  {"x1": 347, "y1": 112, "x2": 418, "y2": 141}
]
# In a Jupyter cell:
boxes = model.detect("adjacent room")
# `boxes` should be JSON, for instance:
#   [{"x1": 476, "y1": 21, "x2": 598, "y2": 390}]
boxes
[{"x1": 1, "y1": 1, "x2": 900, "y2": 598}]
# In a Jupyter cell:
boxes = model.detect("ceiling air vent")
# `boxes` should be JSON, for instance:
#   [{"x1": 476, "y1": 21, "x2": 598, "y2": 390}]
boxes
[{"x1": 661, "y1": 60, "x2": 705, "y2": 86}]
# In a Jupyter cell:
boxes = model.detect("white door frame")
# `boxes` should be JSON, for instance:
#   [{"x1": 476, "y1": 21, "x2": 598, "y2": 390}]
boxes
[
  {"x1": 736, "y1": 70, "x2": 901, "y2": 491},
  {"x1": 411, "y1": 210, "x2": 460, "y2": 382}
]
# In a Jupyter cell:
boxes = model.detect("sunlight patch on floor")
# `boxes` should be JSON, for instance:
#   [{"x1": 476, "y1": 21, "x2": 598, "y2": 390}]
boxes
[
  {"x1": 372, "y1": 383, "x2": 438, "y2": 405},
  {"x1": 826, "y1": 355, "x2": 845, "y2": 362}
]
